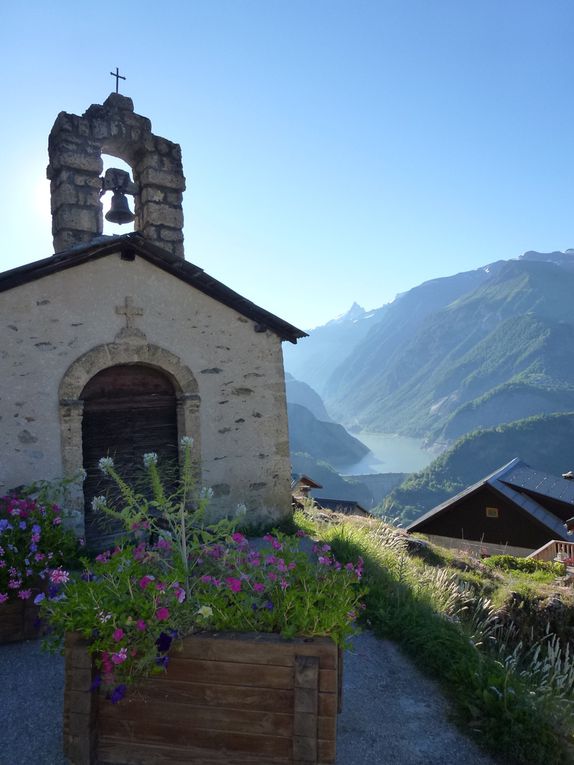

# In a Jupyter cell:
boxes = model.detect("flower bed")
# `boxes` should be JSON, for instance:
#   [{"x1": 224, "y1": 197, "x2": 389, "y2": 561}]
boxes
[
  {"x1": 64, "y1": 630, "x2": 341, "y2": 765},
  {"x1": 42, "y1": 443, "x2": 363, "y2": 764},
  {"x1": 0, "y1": 492, "x2": 79, "y2": 644}
]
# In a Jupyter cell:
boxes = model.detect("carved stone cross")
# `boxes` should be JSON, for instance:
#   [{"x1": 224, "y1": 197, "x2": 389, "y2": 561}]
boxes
[{"x1": 116, "y1": 296, "x2": 143, "y2": 331}]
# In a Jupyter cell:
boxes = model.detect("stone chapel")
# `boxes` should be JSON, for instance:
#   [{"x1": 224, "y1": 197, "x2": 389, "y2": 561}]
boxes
[{"x1": 0, "y1": 92, "x2": 305, "y2": 547}]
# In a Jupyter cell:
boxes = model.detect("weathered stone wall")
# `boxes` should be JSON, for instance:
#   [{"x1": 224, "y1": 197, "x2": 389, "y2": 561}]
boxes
[
  {"x1": 46, "y1": 94, "x2": 185, "y2": 258},
  {"x1": 0, "y1": 253, "x2": 291, "y2": 529}
]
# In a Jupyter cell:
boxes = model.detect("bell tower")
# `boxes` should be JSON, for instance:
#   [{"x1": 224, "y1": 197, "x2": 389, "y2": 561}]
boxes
[{"x1": 46, "y1": 93, "x2": 186, "y2": 258}]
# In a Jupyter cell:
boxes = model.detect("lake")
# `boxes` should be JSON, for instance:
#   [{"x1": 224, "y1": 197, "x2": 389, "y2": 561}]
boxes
[{"x1": 342, "y1": 432, "x2": 442, "y2": 476}]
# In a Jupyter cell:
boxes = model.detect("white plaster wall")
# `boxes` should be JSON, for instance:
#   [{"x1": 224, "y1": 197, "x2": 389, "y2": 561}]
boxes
[{"x1": 0, "y1": 251, "x2": 292, "y2": 524}]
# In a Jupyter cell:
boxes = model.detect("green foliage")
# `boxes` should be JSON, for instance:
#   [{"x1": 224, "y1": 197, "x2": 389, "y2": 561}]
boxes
[
  {"x1": 42, "y1": 447, "x2": 364, "y2": 702},
  {"x1": 484, "y1": 555, "x2": 566, "y2": 578},
  {"x1": 305, "y1": 516, "x2": 574, "y2": 764}
]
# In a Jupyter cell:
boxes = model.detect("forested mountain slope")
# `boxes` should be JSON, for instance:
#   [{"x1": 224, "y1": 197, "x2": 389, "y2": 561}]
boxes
[{"x1": 382, "y1": 412, "x2": 574, "y2": 526}]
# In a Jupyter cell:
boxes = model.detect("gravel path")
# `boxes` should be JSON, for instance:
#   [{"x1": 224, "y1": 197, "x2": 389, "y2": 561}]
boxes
[{"x1": 0, "y1": 632, "x2": 496, "y2": 765}]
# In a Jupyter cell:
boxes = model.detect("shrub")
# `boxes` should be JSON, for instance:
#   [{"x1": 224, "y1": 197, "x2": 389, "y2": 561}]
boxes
[
  {"x1": 484, "y1": 554, "x2": 565, "y2": 578},
  {"x1": 0, "y1": 494, "x2": 79, "y2": 604}
]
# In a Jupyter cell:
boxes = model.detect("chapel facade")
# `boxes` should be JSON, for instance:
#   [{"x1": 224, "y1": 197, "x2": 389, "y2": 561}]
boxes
[{"x1": 0, "y1": 93, "x2": 305, "y2": 547}]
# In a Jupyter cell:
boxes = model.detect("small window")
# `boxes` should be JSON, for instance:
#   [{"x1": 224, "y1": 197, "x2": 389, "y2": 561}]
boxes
[{"x1": 485, "y1": 507, "x2": 499, "y2": 519}]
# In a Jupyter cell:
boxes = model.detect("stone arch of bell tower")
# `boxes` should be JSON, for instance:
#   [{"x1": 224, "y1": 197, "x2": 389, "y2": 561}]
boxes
[{"x1": 46, "y1": 93, "x2": 186, "y2": 257}]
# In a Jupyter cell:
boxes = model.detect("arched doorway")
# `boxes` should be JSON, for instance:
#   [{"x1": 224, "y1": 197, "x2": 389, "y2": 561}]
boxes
[{"x1": 80, "y1": 364, "x2": 178, "y2": 549}]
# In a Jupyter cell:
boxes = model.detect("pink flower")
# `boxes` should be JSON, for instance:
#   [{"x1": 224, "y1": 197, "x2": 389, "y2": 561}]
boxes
[
  {"x1": 172, "y1": 583, "x2": 186, "y2": 603},
  {"x1": 225, "y1": 577, "x2": 242, "y2": 593},
  {"x1": 50, "y1": 568, "x2": 70, "y2": 585},
  {"x1": 295, "y1": 530, "x2": 306, "y2": 538},
  {"x1": 280, "y1": 578, "x2": 289, "y2": 591},
  {"x1": 267, "y1": 572, "x2": 277, "y2": 582},
  {"x1": 111, "y1": 647, "x2": 128, "y2": 665},
  {"x1": 231, "y1": 532, "x2": 247, "y2": 545},
  {"x1": 138, "y1": 575, "x2": 155, "y2": 590},
  {"x1": 18, "y1": 589, "x2": 32, "y2": 600},
  {"x1": 265, "y1": 555, "x2": 277, "y2": 566},
  {"x1": 271, "y1": 539, "x2": 283, "y2": 551},
  {"x1": 0, "y1": 593, "x2": 8, "y2": 603},
  {"x1": 253, "y1": 582, "x2": 266, "y2": 593},
  {"x1": 112, "y1": 628, "x2": 124, "y2": 642},
  {"x1": 155, "y1": 607, "x2": 170, "y2": 621},
  {"x1": 136, "y1": 619, "x2": 147, "y2": 632},
  {"x1": 318, "y1": 556, "x2": 331, "y2": 566},
  {"x1": 200, "y1": 575, "x2": 213, "y2": 584},
  {"x1": 101, "y1": 651, "x2": 113, "y2": 674}
]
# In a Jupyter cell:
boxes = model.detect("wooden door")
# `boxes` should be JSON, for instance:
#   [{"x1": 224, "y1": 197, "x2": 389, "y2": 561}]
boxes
[{"x1": 81, "y1": 365, "x2": 178, "y2": 549}]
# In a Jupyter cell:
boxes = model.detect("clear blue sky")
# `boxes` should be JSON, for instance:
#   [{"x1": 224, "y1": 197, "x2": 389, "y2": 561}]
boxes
[{"x1": 1, "y1": 1, "x2": 573, "y2": 329}]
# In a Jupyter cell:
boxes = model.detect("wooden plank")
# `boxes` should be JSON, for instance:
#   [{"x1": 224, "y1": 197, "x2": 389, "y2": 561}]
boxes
[
  {"x1": 293, "y1": 655, "x2": 318, "y2": 764},
  {"x1": 98, "y1": 720, "x2": 293, "y2": 758},
  {"x1": 318, "y1": 669, "x2": 337, "y2": 694},
  {"x1": 317, "y1": 738, "x2": 336, "y2": 765},
  {"x1": 164, "y1": 658, "x2": 294, "y2": 689},
  {"x1": 173, "y1": 633, "x2": 337, "y2": 669},
  {"x1": 132, "y1": 678, "x2": 294, "y2": 712},
  {"x1": 98, "y1": 738, "x2": 291, "y2": 764},
  {"x1": 99, "y1": 698, "x2": 294, "y2": 738},
  {"x1": 317, "y1": 715, "x2": 337, "y2": 742},
  {"x1": 318, "y1": 693, "x2": 337, "y2": 718}
]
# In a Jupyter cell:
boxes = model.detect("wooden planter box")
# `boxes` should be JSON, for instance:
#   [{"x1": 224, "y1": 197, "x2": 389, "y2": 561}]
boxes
[
  {"x1": 64, "y1": 631, "x2": 342, "y2": 765},
  {"x1": 0, "y1": 597, "x2": 43, "y2": 644}
]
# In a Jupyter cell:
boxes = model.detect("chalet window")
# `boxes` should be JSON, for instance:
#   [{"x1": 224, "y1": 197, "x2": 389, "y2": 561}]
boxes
[
  {"x1": 485, "y1": 507, "x2": 499, "y2": 519},
  {"x1": 81, "y1": 364, "x2": 178, "y2": 550}
]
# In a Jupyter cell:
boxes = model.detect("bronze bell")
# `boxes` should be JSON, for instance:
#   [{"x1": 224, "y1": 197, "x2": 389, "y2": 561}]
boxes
[{"x1": 105, "y1": 190, "x2": 135, "y2": 225}]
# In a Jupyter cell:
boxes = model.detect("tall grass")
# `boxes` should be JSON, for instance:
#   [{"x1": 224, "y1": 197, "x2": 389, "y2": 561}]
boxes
[{"x1": 300, "y1": 514, "x2": 574, "y2": 764}]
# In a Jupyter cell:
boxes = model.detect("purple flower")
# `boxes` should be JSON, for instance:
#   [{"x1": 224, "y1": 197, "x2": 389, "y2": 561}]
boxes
[
  {"x1": 156, "y1": 655, "x2": 169, "y2": 669},
  {"x1": 33, "y1": 593, "x2": 46, "y2": 605},
  {"x1": 155, "y1": 632, "x2": 173, "y2": 653},
  {"x1": 110, "y1": 684, "x2": 127, "y2": 704},
  {"x1": 19, "y1": 521, "x2": 27, "y2": 530},
  {"x1": 90, "y1": 675, "x2": 102, "y2": 691}
]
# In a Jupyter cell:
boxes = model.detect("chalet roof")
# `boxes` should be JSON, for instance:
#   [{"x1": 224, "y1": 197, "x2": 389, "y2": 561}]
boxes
[
  {"x1": 314, "y1": 497, "x2": 370, "y2": 515},
  {"x1": 290, "y1": 474, "x2": 323, "y2": 490},
  {"x1": 407, "y1": 457, "x2": 574, "y2": 541},
  {"x1": 0, "y1": 233, "x2": 307, "y2": 344}
]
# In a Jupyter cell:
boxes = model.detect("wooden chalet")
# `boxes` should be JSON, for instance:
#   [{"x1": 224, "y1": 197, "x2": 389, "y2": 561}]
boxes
[
  {"x1": 314, "y1": 498, "x2": 370, "y2": 518},
  {"x1": 407, "y1": 458, "x2": 574, "y2": 557}
]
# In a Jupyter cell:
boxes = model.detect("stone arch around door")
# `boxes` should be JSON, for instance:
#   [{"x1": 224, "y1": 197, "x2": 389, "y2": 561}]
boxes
[{"x1": 58, "y1": 342, "x2": 200, "y2": 536}]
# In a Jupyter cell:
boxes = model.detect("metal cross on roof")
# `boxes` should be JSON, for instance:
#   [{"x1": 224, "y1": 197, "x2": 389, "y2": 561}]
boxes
[{"x1": 110, "y1": 67, "x2": 126, "y2": 94}]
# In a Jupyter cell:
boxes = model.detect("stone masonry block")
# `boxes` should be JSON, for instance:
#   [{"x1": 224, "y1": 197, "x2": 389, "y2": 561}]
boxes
[
  {"x1": 54, "y1": 206, "x2": 100, "y2": 233},
  {"x1": 140, "y1": 188, "x2": 165, "y2": 204},
  {"x1": 57, "y1": 151, "x2": 103, "y2": 174},
  {"x1": 142, "y1": 203, "x2": 184, "y2": 228},
  {"x1": 139, "y1": 168, "x2": 186, "y2": 191}
]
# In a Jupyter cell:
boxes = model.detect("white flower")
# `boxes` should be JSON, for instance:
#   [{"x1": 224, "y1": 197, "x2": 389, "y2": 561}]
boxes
[
  {"x1": 180, "y1": 435, "x2": 194, "y2": 448},
  {"x1": 200, "y1": 487, "x2": 214, "y2": 500},
  {"x1": 235, "y1": 502, "x2": 247, "y2": 518},
  {"x1": 98, "y1": 456, "x2": 114, "y2": 474},
  {"x1": 197, "y1": 605, "x2": 213, "y2": 619},
  {"x1": 91, "y1": 495, "x2": 107, "y2": 512},
  {"x1": 78, "y1": 468, "x2": 87, "y2": 482},
  {"x1": 143, "y1": 452, "x2": 158, "y2": 468}
]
